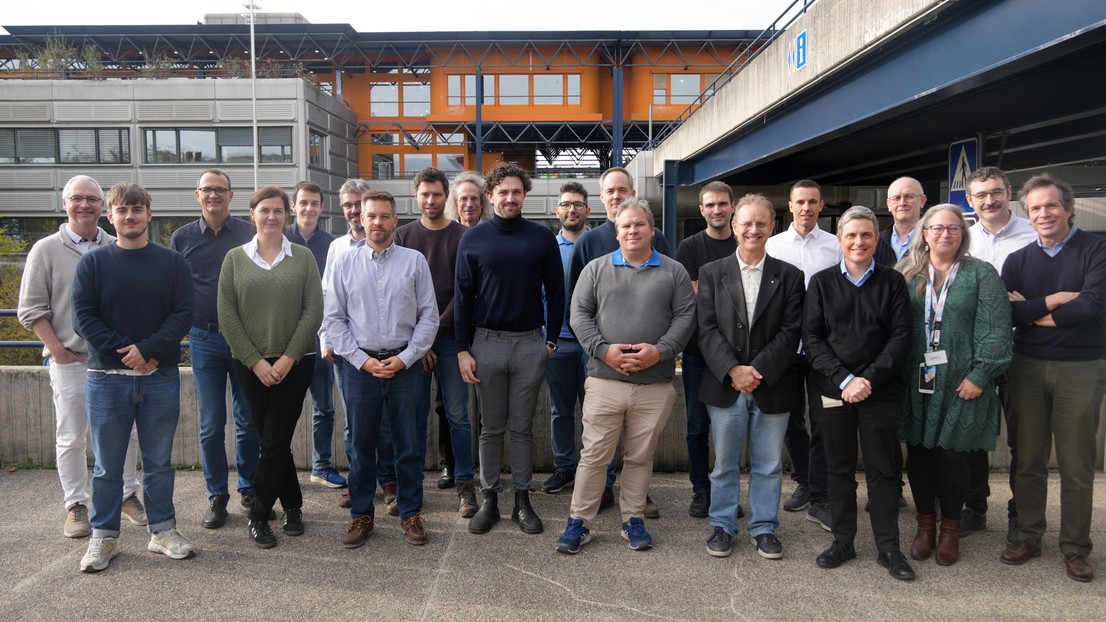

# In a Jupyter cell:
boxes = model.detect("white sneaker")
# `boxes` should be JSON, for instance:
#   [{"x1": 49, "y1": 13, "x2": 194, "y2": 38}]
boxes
[
  {"x1": 79, "y1": 536, "x2": 119, "y2": 573},
  {"x1": 147, "y1": 528, "x2": 196, "y2": 560},
  {"x1": 121, "y1": 493, "x2": 148, "y2": 526}
]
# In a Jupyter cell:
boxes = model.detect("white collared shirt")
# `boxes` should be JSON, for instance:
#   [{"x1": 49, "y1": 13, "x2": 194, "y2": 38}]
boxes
[
  {"x1": 64, "y1": 225, "x2": 101, "y2": 255},
  {"x1": 968, "y1": 214, "x2": 1038, "y2": 271},
  {"x1": 765, "y1": 224, "x2": 841, "y2": 287},
  {"x1": 243, "y1": 234, "x2": 293, "y2": 270},
  {"x1": 736, "y1": 251, "x2": 765, "y2": 318}
]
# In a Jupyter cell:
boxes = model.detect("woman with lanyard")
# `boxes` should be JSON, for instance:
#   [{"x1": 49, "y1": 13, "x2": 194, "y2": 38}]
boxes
[
  {"x1": 217, "y1": 185, "x2": 323, "y2": 548},
  {"x1": 896, "y1": 204, "x2": 1011, "y2": 566}
]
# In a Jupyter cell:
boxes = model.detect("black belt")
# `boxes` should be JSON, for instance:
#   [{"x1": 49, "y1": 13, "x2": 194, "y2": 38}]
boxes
[
  {"x1": 192, "y1": 320, "x2": 219, "y2": 332},
  {"x1": 361, "y1": 345, "x2": 406, "y2": 360}
]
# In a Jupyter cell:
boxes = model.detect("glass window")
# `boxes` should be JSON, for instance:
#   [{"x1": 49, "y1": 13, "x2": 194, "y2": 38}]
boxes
[
  {"x1": 308, "y1": 130, "x2": 326, "y2": 167},
  {"x1": 437, "y1": 153, "x2": 464, "y2": 174},
  {"x1": 372, "y1": 153, "x2": 398, "y2": 179},
  {"x1": 58, "y1": 129, "x2": 96, "y2": 163},
  {"x1": 18, "y1": 129, "x2": 57, "y2": 164},
  {"x1": 403, "y1": 82, "x2": 431, "y2": 117},
  {"x1": 438, "y1": 132, "x2": 464, "y2": 146},
  {"x1": 533, "y1": 74, "x2": 564, "y2": 105},
  {"x1": 370, "y1": 82, "x2": 399, "y2": 117},
  {"x1": 403, "y1": 153, "x2": 432, "y2": 175},
  {"x1": 146, "y1": 129, "x2": 177, "y2": 163},
  {"x1": 567, "y1": 74, "x2": 581, "y2": 105},
  {"x1": 447, "y1": 75, "x2": 461, "y2": 106},
  {"x1": 98, "y1": 129, "x2": 130, "y2": 164},
  {"x1": 410, "y1": 133, "x2": 434, "y2": 147},
  {"x1": 259, "y1": 127, "x2": 292, "y2": 163},
  {"x1": 179, "y1": 129, "x2": 216, "y2": 163},
  {"x1": 371, "y1": 133, "x2": 400, "y2": 146},
  {"x1": 653, "y1": 73, "x2": 667, "y2": 105},
  {"x1": 670, "y1": 74, "x2": 702, "y2": 105},
  {"x1": 0, "y1": 130, "x2": 14, "y2": 163},
  {"x1": 498, "y1": 75, "x2": 529, "y2": 105},
  {"x1": 464, "y1": 74, "x2": 495, "y2": 106}
]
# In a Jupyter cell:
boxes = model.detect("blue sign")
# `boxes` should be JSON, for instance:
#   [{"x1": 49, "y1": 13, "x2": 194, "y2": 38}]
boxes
[
  {"x1": 788, "y1": 30, "x2": 808, "y2": 71},
  {"x1": 948, "y1": 138, "x2": 979, "y2": 217}
]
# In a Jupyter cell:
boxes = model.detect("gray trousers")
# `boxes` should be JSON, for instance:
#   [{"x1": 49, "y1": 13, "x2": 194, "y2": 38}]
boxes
[{"x1": 471, "y1": 328, "x2": 549, "y2": 493}]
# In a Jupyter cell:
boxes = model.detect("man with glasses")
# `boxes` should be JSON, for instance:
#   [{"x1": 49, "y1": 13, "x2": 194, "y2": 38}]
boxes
[
  {"x1": 542, "y1": 181, "x2": 599, "y2": 496},
  {"x1": 18, "y1": 175, "x2": 147, "y2": 538},
  {"x1": 882, "y1": 177, "x2": 927, "y2": 262},
  {"x1": 961, "y1": 166, "x2": 1037, "y2": 542},
  {"x1": 170, "y1": 170, "x2": 259, "y2": 529}
]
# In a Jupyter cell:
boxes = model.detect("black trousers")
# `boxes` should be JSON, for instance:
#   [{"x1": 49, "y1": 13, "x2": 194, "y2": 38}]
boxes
[
  {"x1": 906, "y1": 444, "x2": 968, "y2": 519},
  {"x1": 817, "y1": 396, "x2": 902, "y2": 554},
  {"x1": 784, "y1": 356, "x2": 828, "y2": 503},
  {"x1": 236, "y1": 356, "x2": 314, "y2": 522}
]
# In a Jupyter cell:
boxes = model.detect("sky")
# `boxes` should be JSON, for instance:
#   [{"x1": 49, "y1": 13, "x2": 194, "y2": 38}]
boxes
[{"x1": 0, "y1": 0, "x2": 800, "y2": 34}]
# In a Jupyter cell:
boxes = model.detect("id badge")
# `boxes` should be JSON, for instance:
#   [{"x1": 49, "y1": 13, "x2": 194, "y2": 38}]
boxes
[
  {"x1": 924, "y1": 350, "x2": 948, "y2": 366},
  {"x1": 918, "y1": 363, "x2": 936, "y2": 394}
]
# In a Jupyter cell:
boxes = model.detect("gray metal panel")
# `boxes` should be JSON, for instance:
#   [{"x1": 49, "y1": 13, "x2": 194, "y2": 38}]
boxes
[
  {"x1": 0, "y1": 102, "x2": 51, "y2": 122},
  {"x1": 216, "y1": 100, "x2": 297, "y2": 121},
  {"x1": 306, "y1": 103, "x2": 328, "y2": 129},
  {"x1": 0, "y1": 192, "x2": 59, "y2": 215},
  {"x1": 138, "y1": 169, "x2": 199, "y2": 188},
  {"x1": 258, "y1": 168, "x2": 298, "y2": 187},
  {"x1": 135, "y1": 101, "x2": 215, "y2": 121},
  {"x1": 0, "y1": 168, "x2": 55, "y2": 189},
  {"x1": 54, "y1": 102, "x2": 132, "y2": 122}
]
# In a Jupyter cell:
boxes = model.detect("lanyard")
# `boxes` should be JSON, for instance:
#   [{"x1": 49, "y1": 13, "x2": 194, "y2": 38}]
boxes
[{"x1": 924, "y1": 261, "x2": 960, "y2": 351}]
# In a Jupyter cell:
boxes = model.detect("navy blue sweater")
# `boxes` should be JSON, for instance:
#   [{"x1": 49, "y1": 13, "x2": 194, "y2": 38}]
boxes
[
  {"x1": 454, "y1": 214, "x2": 564, "y2": 351},
  {"x1": 1001, "y1": 229, "x2": 1106, "y2": 361},
  {"x1": 71, "y1": 243, "x2": 194, "y2": 370}
]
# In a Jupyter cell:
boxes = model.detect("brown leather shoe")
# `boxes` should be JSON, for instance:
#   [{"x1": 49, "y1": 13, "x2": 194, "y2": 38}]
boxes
[
  {"x1": 1064, "y1": 552, "x2": 1094, "y2": 582},
  {"x1": 599, "y1": 486, "x2": 615, "y2": 512},
  {"x1": 999, "y1": 540, "x2": 1041, "y2": 565},
  {"x1": 401, "y1": 514, "x2": 428, "y2": 546},
  {"x1": 935, "y1": 518, "x2": 960, "y2": 566},
  {"x1": 910, "y1": 513, "x2": 937, "y2": 561},
  {"x1": 644, "y1": 495, "x2": 660, "y2": 520},
  {"x1": 341, "y1": 516, "x2": 374, "y2": 549}
]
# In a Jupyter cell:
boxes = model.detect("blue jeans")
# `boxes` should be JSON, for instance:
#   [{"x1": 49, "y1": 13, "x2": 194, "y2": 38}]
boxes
[
  {"x1": 336, "y1": 356, "x2": 392, "y2": 486},
  {"x1": 707, "y1": 395, "x2": 788, "y2": 537},
  {"x1": 342, "y1": 360, "x2": 426, "y2": 519},
  {"x1": 87, "y1": 368, "x2": 181, "y2": 538},
  {"x1": 425, "y1": 335, "x2": 474, "y2": 482},
  {"x1": 682, "y1": 351, "x2": 712, "y2": 494},
  {"x1": 545, "y1": 338, "x2": 615, "y2": 486},
  {"x1": 309, "y1": 340, "x2": 339, "y2": 471},
  {"x1": 189, "y1": 327, "x2": 259, "y2": 499}
]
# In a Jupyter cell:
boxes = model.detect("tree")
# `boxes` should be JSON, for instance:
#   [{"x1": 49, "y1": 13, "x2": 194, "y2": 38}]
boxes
[{"x1": 0, "y1": 230, "x2": 42, "y2": 365}]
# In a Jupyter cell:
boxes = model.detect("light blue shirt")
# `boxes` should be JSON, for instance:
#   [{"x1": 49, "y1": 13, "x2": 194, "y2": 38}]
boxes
[
  {"x1": 611, "y1": 248, "x2": 662, "y2": 268},
  {"x1": 840, "y1": 258, "x2": 875, "y2": 287},
  {"x1": 890, "y1": 228, "x2": 914, "y2": 261},
  {"x1": 1037, "y1": 224, "x2": 1078, "y2": 258},
  {"x1": 323, "y1": 241, "x2": 439, "y2": 371}
]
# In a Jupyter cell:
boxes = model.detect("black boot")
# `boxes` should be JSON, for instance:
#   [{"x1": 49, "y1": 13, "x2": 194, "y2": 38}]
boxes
[
  {"x1": 512, "y1": 490, "x2": 544, "y2": 534},
  {"x1": 468, "y1": 491, "x2": 500, "y2": 534}
]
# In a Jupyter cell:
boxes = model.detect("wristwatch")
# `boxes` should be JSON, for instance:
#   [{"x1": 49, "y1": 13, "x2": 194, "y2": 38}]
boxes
[{"x1": 546, "y1": 341, "x2": 558, "y2": 353}]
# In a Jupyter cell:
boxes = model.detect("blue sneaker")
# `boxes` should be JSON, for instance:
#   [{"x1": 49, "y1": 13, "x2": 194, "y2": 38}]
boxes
[
  {"x1": 621, "y1": 517, "x2": 652, "y2": 551},
  {"x1": 555, "y1": 518, "x2": 592, "y2": 554},
  {"x1": 310, "y1": 467, "x2": 347, "y2": 489}
]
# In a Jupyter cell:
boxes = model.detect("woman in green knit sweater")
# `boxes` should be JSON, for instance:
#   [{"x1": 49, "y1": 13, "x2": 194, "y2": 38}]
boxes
[
  {"x1": 217, "y1": 185, "x2": 323, "y2": 549},
  {"x1": 896, "y1": 204, "x2": 1011, "y2": 567}
]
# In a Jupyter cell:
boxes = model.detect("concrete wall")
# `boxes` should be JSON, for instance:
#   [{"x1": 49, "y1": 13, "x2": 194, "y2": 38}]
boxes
[
  {"x1": 4, "y1": 365, "x2": 1099, "y2": 473},
  {"x1": 650, "y1": 0, "x2": 950, "y2": 174}
]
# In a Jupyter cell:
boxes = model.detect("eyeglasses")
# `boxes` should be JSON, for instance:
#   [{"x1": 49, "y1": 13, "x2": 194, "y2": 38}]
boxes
[
  {"x1": 341, "y1": 202, "x2": 360, "y2": 210},
  {"x1": 558, "y1": 201, "x2": 588, "y2": 210},
  {"x1": 66, "y1": 195, "x2": 103, "y2": 205},
  {"x1": 197, "y1": 186, "x2": 230, "y2": 196},
  {"x1": 888, "y1": 193, "x2": 922, "y2": 203},
  {"x1": 925, "y1": 224, "x2": 964, "y2": 235},
  {"x1": 969, "y1": 188, "x2": 1007, "y2": 201}
]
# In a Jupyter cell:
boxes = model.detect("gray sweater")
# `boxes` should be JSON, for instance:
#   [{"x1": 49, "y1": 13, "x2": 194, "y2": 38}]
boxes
[{"x1": 570, "y1": 251, "x2": 696, "y2": 384}]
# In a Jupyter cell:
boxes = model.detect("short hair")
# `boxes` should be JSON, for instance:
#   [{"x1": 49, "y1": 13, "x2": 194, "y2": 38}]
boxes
[
  {"x1": 699, "y1": 180, "x2": 734, "y2": 205},
  {"x1": 338, "y1": 178, "x2": 373, "y2": 197},
  {"x1": 445, "y1": 171, "x2": 492, "y2": 222},
  {"x1": 837, "y1": 205, "x2": 879, "y2": 235},
  {"x1": 106, "y1": 182, "x2": 151, "y2": 209},
  {"x1": 967, "y1": 166, "x2": 1009, "y2": 188},
  {"x1": 614, "y1": 197, "x2": 654, "y2": 228},
  {"x1": 198, "y1": 169, "x2": 232, "y2": 189},
  {"x1": 559, "y1": 181, "x2": 588, "y2": 201},
  {"x1": 62, "y1": 175, "x2": 103, "y2": 202},
  {"x1": 600, "y1": 166, "x2": 633, "y2": 190},
  {"x1": 483, "y1": 161, "x2": 532, "y2": 195},
  {"x1": 413, "y1": 167, "x2": 449, "y2": 194},
  {"x1": 1019, "y1": 172, "x2": 1074, "y2": 214},
  {"x1": 362, "y1": 190, "x2": 397, "y2": 212},
  {"x1": 790, "y1": 179, "x2": 821, "y2": 195},
  {"x1": 292, "y1": 180, "x2": 323, "y2": 204},
  {"x1": 733, "y1": 193, "x2": 773, "y2": 221},
  {"x1": 249, "y1": 185, "x2": 290, "y2": 212}
]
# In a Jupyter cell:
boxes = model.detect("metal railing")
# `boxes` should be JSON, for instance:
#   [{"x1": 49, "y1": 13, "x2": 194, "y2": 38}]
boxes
[
  {"x1": 1, "y1": 309, "x2": 190, "y2": 351},
  {"x1": 643, "y1": 0, "x2": 817, "y2": 150}
]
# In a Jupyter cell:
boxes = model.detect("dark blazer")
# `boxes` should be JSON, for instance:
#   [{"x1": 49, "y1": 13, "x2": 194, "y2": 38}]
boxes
[
  {"x1": 696, "y1": 253, "x2": 805, "y2": 413},
  {"x1": 875, "y1": 227, "x2": 898, "y2": 267}
]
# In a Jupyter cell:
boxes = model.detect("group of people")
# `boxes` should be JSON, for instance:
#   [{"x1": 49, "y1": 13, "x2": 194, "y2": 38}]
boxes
[{"x1": 16, "y1": 162, "x2": 1104, "y2": 584}]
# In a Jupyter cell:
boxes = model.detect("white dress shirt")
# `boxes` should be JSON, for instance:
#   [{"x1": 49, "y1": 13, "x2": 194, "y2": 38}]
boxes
[
  {"x1": 765, "y1": 224, "x2": 841, "y2": 287},
  {"x1": 968, "y1": 214, "x2": 1037, "y2": 272}
]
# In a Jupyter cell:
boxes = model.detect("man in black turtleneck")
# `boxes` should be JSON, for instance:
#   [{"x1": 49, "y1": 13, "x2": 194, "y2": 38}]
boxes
[{"x1": 454, "y1": 161, "x2": 565, "y2": 537}]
